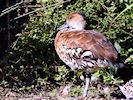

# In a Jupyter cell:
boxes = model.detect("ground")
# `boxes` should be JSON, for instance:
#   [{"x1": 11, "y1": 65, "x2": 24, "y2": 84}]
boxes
[{"x1": 0, "y1": 83, "x2": 126, "y2": 100}]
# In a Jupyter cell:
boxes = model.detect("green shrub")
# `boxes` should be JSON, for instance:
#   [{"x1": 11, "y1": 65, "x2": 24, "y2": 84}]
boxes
[{"x1": 0, "y1": 0, "x2": 132, "y2": 91}]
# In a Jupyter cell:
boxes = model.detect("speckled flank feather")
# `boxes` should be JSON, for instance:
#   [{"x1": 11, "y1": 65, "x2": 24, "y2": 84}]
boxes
[
  {"x1": 119, "y1": 79, "x2": 133, "y2": 100},
  {"x1": 55, "y1": 30, "x2": 118, "y2": 72}
]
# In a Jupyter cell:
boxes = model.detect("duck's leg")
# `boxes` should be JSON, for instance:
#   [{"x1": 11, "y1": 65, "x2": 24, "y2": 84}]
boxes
[{"x1": 82, "y1": 74, "x2": 91, "y2": 97}]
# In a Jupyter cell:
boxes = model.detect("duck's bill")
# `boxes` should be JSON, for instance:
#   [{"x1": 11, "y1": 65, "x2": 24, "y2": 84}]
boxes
[{"x1": 58, "y1": 23, "x2": 69, "y2": 30}]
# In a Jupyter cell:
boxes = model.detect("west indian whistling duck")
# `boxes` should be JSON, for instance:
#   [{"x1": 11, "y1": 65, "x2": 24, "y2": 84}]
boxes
[{"x1": 54, "y1": 12, "x2": 124, "y2": 97}]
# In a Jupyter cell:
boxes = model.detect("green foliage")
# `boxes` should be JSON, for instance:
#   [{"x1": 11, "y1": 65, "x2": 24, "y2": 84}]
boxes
[
  {"x1": 71, "y1": 85, "x2": 82, "y2": 96},
  {"x1": 0, "y1": 0, "x2": 133, "y2": 92},
  {"x1": 93, "y1": 68, "x2": 123, "y2": 85}
]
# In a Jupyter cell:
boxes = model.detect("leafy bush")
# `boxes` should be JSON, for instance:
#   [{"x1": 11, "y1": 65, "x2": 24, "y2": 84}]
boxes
[{"x1": 0, "y1": 0, "x2": 133, "y2": 91}]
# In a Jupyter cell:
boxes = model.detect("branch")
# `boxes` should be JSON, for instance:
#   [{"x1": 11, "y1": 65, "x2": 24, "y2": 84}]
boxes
[
  {"x1": 0, "y1": 1, "x2": 23, "y2": 17},
  {"x1": 11, "y1": 0, "x2": 70, "y2": 21},
  {"x1": 0, "y1": 0, "x2": 70, "y2": 19}
]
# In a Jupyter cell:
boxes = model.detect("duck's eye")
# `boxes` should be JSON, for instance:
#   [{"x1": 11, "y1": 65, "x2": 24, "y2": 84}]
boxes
[{"x1": 69, "y1": 16, "x2": 73, "y2": 19}]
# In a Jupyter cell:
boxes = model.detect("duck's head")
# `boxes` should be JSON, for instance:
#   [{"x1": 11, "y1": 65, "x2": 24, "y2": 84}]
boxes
[{"x1": 59, "y1": 12, "x2": 87, "y2": 30}]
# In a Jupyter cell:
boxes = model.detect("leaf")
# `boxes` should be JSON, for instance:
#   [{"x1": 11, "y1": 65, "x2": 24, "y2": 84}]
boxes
[
  {"x1": 114, "y1": 42, "x2": 121, "y2": 53},
  {"x1": 125, "y1": 55, "x2": 133, "y2": 64},
  {"x1": 93, "y1": 70, "x2": 101, "y2": 77}
]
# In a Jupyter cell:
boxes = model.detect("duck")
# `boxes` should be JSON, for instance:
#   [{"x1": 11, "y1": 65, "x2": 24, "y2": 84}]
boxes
[{"x1": 54, "y1": 12, "x2": 124, "y2": 97}]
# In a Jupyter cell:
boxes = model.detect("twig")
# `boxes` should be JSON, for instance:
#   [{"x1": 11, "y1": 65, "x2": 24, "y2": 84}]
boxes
[
  {"x1": 10, "y1": 0, "x2": 70, "y2": 21},
  {"x1": 1, "y1": 0, "x2": 34, "y2": 14},
  {"x1": 0, "y1": 6, "x2": 20, "y2": 17},
  {"x1": 12, "y1": 37, "x2": 20, "y2": 49},
  {"x1": 22, "y1": 5, "x2": 42, "y2": 8},
  {"x1": 2, "y1": 1, "x2": 23, "y2": 13}
]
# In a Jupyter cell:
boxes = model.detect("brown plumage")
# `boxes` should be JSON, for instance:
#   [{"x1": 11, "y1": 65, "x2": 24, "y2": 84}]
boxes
[
  {"x1": 55, "y1": 30, "x2": 119, "y2": 72},
  {"x1": 54, "y1": 12, "x2": 123, "y2": 97}
]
